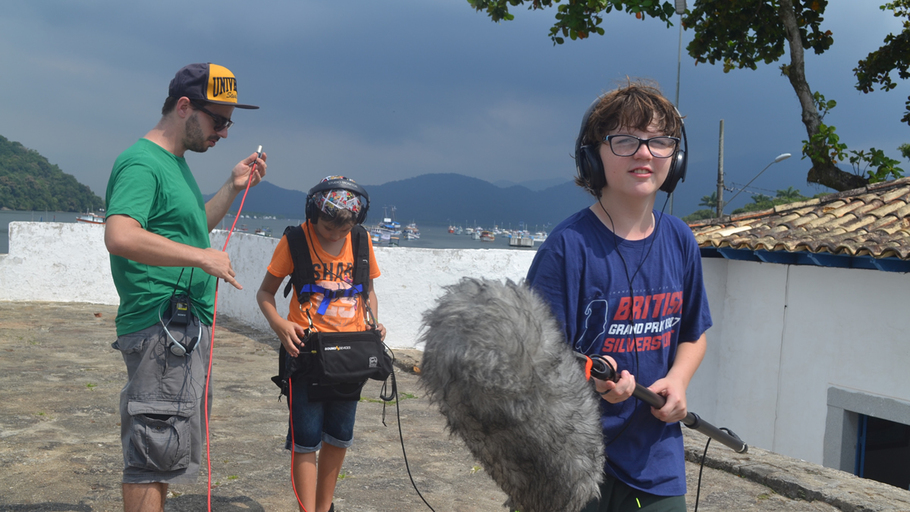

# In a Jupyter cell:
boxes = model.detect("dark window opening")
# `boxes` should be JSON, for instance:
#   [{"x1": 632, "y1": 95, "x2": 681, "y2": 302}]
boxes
[{"x1": 855, "y1": 414, "x2": 910, "y2": 490}]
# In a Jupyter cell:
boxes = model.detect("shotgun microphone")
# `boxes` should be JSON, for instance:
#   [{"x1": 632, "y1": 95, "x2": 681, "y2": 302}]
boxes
[
  {"x1": 576, "y1": 352, "x2": 748, "y2": 453},
  {"x1": 419, "y1": 278, "x2": 604, "y2": 512}
]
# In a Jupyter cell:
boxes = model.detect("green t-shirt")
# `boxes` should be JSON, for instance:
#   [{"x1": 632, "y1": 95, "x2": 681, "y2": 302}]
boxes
[{"x1": 105, "y1": 139, "x2": 215, "y2": 335}]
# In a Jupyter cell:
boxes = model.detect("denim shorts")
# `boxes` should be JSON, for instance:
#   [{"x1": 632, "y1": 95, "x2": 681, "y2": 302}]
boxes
[
  {"x1": 285, "y1": 378, "x2": 358, "y2": 453},
  {"x1": 112, "y1": 321, "x2": 212, "y2": 484}
]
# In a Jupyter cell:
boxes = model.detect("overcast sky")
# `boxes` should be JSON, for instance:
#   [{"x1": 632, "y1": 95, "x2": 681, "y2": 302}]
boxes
[{"x1": 1, "y1": 1, "x2": 906, "y2": 216}]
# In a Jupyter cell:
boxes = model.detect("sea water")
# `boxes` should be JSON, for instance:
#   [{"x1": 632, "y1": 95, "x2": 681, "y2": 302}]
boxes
[{"x1": 217, "y1": 214, "x2": 540, "y2": 251}]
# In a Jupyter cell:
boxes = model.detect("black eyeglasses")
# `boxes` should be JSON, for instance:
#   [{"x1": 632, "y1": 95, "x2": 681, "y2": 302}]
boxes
[
  {"x1": 190, "y1": 101, "x2": 233, "y2": 131},
  {"x1": 603, "y1": 134, "x2": 679, "y2": 158}
]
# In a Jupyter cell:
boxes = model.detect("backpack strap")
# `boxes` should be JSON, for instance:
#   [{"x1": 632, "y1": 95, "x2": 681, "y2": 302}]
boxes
[
  {"x1": 282, "y1": 224, "x2": 316, "y2": 303},
  {"x1": 282, "y1": 223, "x2": 373, "y2": 317},
  {"x1": 350, "y1": 224, "x2": 370, "y2": 294},
  {"x1": 350, "y1": 224, "x2": 377, "y2": 326}
]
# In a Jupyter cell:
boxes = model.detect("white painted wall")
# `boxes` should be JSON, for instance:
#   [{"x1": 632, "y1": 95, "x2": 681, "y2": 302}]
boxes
[
  {"x1": 0, "y1": 222, "x2": 118, "y2": 304},
  {"x1": 688, "y1": 258, "x2": 910, "y2": 467},
  {"x1": 0, "y1": 222, "x2": 534, "y2": 350},
  {"x1": 4, "y1": 222, "x2": 908, "y2": 468}
]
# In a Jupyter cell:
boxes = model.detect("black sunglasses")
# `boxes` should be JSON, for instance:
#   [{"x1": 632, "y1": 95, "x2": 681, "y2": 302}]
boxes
[{"x1": 190, "y1": 101, "x2": 233, "y2": 131}]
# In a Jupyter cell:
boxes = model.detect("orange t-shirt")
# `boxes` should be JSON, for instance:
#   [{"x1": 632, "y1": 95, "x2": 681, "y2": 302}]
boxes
[{"x1": 267, "y1": 222, "x2": 381, "y2": 332}]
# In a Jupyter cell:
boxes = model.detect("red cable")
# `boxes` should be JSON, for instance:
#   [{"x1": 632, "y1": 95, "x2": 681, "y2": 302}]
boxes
[
  {"x1": 287, "y1": 377, "x2": 310, "y2": 511},
  {"x1": 205, "y1": 155, "x2": 261, "y2": 512}
]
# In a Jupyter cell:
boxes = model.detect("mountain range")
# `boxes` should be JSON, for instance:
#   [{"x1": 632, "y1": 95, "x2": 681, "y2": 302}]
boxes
[{"x1": 215, "y1": 173, "x2": 592, "y2": 229}]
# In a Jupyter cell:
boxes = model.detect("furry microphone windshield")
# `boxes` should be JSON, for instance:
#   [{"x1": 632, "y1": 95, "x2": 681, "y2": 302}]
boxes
[{"x1": 419, "y1": 278, "x2": 604, "y2": 512}]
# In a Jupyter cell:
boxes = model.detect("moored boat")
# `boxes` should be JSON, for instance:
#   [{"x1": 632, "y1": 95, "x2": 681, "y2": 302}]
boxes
[
  {"x1": 378, "y1": 217, "x2": 401, "y2": 234},
  {"x1": 509, "y1": 231, "x2": 534, "y2": 247},
  {"x1": 404, "y1": 222, "x2": 421, "y2": 240},
  {"x1": 75, "y1": 213, "x2": 105, "y2": 225}
]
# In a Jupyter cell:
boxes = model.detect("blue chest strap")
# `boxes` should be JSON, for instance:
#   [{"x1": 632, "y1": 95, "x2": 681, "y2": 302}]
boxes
[{"x1": 299, "y1": 283, "x2": 365, "y2": 315}]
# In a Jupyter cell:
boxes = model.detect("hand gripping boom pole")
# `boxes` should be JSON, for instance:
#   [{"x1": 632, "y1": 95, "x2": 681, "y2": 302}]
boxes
[{"x1": 578, "y1": 353, "x2": 748, "y2": 453}]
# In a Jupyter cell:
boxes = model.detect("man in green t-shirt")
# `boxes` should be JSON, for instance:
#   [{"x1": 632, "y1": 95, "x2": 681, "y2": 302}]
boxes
[{"x1": 104, "y1": 62, "x2": 267, "y2": 511}]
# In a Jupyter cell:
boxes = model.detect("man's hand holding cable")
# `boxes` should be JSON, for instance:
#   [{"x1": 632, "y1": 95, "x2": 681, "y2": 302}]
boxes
[
  {"x1": 231, "y1": 151, "x2": 267, "y2": 192},
  {"x1": 204, "y1": 152, "x2": 267, "y2": 232}
]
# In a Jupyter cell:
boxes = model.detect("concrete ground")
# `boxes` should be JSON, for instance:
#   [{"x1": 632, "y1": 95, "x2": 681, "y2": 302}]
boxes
[{"x1": 1, "y1": 301, "x2": 908, "y2": 512}]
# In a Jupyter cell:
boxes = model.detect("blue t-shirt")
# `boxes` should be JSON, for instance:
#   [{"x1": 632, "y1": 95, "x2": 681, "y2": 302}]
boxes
[{"x1": 527, "y1": 207, "x2": 712, "y2": 496}]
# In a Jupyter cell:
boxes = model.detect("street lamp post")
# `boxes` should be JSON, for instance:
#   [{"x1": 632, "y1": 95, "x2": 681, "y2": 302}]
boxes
[
  {"x1": 674, "y1": 0, "x2": 686, "y2": 107},
  {"x1": 719, "y1": 153, "x2": 792, "y2": 216},
  {"x1": 669, "y1": 0, "x2": 686, "y2": 216}
]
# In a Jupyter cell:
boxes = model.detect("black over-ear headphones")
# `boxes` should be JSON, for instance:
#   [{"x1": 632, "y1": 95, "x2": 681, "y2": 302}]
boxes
[
  {"x1": 305, "y1": 177, "x2": 371, "y2": 225},
  {"x1": 574, "y1": 97, "x2": 688, "y2": 194}
]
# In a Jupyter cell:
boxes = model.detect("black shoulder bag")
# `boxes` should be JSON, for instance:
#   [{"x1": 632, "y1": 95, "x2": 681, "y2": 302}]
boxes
[{"x1": 272, "y1": 224, "x2": 393, "y2": 402}]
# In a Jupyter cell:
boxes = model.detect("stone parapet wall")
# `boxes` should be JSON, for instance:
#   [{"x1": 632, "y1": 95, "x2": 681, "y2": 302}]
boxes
[
  {"x1": 0, "y1": 222, "x2": 119, "y2": 304},
  {"x1": 0, "y1": 222, "x2": 535, "y2": 348}
]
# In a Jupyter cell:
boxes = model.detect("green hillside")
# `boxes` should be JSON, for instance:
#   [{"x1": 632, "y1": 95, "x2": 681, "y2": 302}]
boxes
[{"x1": 0, "y1": 135, "x2": 102, "y2": 211}]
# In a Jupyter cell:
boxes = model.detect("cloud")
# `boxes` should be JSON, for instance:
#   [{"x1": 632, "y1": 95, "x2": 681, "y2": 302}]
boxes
[{"x1": 0, "y1": 1, "x2": 907, "y2": 218}]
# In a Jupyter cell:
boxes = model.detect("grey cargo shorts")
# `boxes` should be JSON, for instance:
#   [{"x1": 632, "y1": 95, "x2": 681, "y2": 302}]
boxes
[{"x1": 112, "y1": 321, "x2": 212, "y2": 484}]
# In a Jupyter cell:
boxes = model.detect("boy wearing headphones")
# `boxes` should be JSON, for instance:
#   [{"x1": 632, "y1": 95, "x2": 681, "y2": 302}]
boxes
[
  {"x1": 526, "y1": 80, "x2": 712, "y2": 511},
  {"x1": 256, "y1": 176, "x2": 385, "y2": 512}
]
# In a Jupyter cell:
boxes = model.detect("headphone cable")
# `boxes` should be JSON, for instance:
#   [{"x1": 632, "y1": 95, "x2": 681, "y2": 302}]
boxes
[{"x1": 596, "y1": 195, "x2": 667, "y2": 447}]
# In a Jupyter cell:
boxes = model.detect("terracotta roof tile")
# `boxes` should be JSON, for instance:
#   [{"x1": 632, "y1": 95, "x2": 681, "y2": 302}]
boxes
[{"x1": 690, "y1": 177, "x2": 910, "y2": 261}]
